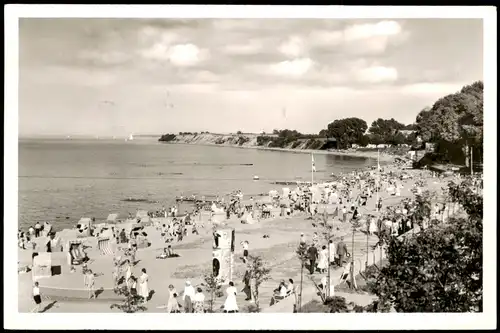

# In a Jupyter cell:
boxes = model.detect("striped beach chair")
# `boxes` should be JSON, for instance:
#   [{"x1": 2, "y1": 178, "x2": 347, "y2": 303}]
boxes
[{"x1": 97, "y1": 237, "x2": 113, "y2": 256}]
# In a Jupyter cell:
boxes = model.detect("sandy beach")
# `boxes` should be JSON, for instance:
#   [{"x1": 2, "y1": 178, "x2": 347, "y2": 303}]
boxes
[{"x1": 18, "y1": 162, "x2": 451, "y2": 313}]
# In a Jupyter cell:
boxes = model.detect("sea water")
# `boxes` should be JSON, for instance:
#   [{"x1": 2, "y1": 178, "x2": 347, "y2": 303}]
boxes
[{"x1": 18, "y1": 138, "x2": 377, "y2": 230}]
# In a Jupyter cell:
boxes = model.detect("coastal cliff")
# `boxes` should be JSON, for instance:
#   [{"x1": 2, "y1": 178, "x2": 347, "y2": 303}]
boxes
[
  {"x1": 159, "y1": 132, "x2": 324, "y2": 150},
  {"x1": 158, "y1": 132, "x2": 397, "y2": 162}
]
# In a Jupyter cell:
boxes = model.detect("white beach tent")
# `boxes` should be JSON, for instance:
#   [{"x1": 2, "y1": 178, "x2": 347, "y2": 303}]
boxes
[{"x1": 76, "y1": 217, "x2": 92, "y2": 237}]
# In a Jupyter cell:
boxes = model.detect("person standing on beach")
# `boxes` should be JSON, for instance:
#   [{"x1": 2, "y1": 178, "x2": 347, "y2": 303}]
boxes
[
  {"x1": 369, "y1": 216, "x2": 378, "y2": 236},
  {"x1": 34, "y1": 222, "x2": 41, "y2": 238},
  {"x1": 191, "y1": 221, "x2": 199, "y2": 235},
  {"x1": 130, "y1": 276, "x2": 137, "y2": 295},
  {"x1": 317, "y1": 245, "x2": 328, "y2": 274},
  {"x1": 193, "y1": 287, "x2": 206, "y2": 313},
  {"x1": 328, "y1": 239, "x2": 336, "y2": 266},
  {"x1": 307, "y1": 244, "x2": 319, "y2": 275},
  {"x1": 242, "y1": 268, "x2": 252, "y2": 301},
  {"x1": 299, "y1": 233, "x2": 306, "y2": 246},
  {"x1": 31, "y1": 281, "x2": 42, "y2": 312},
  {"x1": 138, "y1": 268, "x2": 149, "y2": 304},
  {"x1": 223, "y1": 281, "x2": 239, "y2": 313},
  {"x1": 342, "y1": 207, "x2": 347, "y2": 223},
  {"x1": 84, "y1": 269, "x2": 96, "y2": 299},
  {"x1": 182, "y1": 281, "x2": 195, "y2": 313},
  {"x1": 242, "y1": 241, "x2": 249, "y2": 263},
  {"x1": 167, "y1": 285, "x2": 180, "y2": 313},
  {"x1": 336, "y1": 237, "x2": 348, "y2": 267}
]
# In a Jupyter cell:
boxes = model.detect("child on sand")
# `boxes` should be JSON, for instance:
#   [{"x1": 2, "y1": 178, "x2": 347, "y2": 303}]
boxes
[{"x1": 32, "y1": 281, "x2": 42, "y2": 312}]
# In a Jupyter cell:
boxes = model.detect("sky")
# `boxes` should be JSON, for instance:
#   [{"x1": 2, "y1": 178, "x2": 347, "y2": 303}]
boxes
[{"x1": 19, "y1": 18, "x2": 483, "y2": 137}]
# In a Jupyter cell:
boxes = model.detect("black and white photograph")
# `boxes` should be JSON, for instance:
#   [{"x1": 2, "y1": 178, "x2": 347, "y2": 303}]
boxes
[{"x1": 4, "y1": 5, "x2": 496, "y2": 330}]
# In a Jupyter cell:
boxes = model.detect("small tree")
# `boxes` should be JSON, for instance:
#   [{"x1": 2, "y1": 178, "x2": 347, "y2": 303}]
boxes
[
  {"x1": 349, "y1": 217, "x2": 362, "y2": 289},
  {"x1": 296, "y1": 243, "x2": 308, "y2": 311},
  {"x1": 248, "y1": 255, "x2": 271, "y2": 312},
  {"x1": 110, "y1": 285, "x2": 147, "y2": 313},
  {"x1": 200, "y1": 270, "x2": 223, "y2": 313},
  {"x1": 366, "y1": 182, "x2": 482, "y2": 312},
  {"x1": 312, "y1": 210, "x2": 334, "y2": 297}
]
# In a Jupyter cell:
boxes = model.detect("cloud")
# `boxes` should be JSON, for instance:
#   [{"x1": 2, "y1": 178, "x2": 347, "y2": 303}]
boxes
[
  {"x1": 168, "y1": 43, "x2": 207, "y2": 66},
  {"x1": 355, "y1": 66, "x2": 399, "y2": 83},
  {"x1": 278, "y1": 36, "x2": 306, "y2": 58},
  {"x1": 308, "y1": 20, "x2": 404, "y2": 56},
  {"x1": 223, "y1": 40, "x2": 263, "y2": 55},
  {"x1": 343, "y1": 20, "x2": 402, "y2": 41},
  {"x1": 140, "y1": 42, "x2": 208, "y2": 66},
  {"x1": 269, "y1": 58, "x2": 314, "y2": 78},
  {"x1": 308, "y1": 30, "x2": 343, "y2": 46},
  {"x1": 21, "y1": 65, "x2": 118, "y2": 87},
  {"x1": 18, "y1": 19, "x2": 483, "y2": 136},
  {"x1": 78, "y1": 50, "x2": 131, "y2": 66}
]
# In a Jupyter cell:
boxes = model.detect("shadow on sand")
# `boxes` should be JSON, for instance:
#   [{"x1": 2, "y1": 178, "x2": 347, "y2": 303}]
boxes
[
  {"x1": 39, "y1": 301, "x2": 57, "y2": 313},
  {"x1": 95, "y1": 287, "x2": 105, "y2": 298},
  {"x1": 147, "y1": 290, "x2": 155, "y2": 301}
]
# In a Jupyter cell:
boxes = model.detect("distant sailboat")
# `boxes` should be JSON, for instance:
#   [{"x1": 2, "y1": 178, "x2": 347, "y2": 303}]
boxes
[
  {"x1": 128, "y1": 133, "x2": 134, "y2": 141},
  {"x1": 66, "y1": 135, "x2": 71, "y2": 140}
]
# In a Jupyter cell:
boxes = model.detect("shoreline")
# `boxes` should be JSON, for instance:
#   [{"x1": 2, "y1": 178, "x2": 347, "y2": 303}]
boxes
[
  {"x1": 160, "y1": 142, "x2": 396, "y2": 163},
  {"x1": 18, "y1": 166, "x2": 451, "y2": 313}
]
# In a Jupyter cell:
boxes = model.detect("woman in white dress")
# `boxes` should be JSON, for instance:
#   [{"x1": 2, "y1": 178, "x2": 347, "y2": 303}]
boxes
[
  {"x1": 369, "y1": 216, "x2": 378, "y2": 236},
  {"x1": 223, "y1": 281, "x2": 239, "y2": 313},
  {"x1": 166, "y1": 284, "x2": 180, "y2": 313},
  {"x1": 138, "y1": 268, "x2": 149, "y2": 304},
  {"x1": 317, "y1": 245, "x2": 328, "y2": 274}
]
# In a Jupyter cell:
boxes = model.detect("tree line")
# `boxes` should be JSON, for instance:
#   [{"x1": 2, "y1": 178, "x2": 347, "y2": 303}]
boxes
[{"x1": 159, "y1": 81, "x2": 483, "y2": 162}]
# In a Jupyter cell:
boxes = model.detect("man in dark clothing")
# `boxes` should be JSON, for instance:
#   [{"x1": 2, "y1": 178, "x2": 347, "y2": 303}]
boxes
[
  {"x1": 119, "y1": 229, "x2": 127, "y2": 244},
  {"x1": 307, "y1": 245, "x2": 319, "y2": 274},
  {"x1": 336, "y1": 236, "x2": 348, "y2": 267},
  {"x1": 242, "y1": 269, "x2": 252, "y2": 301},
  {"x1": 34, "y1": 222, "x2": 42, "y2": 238}
]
